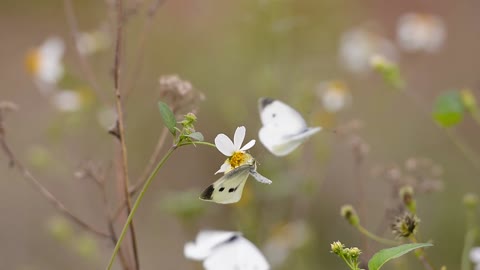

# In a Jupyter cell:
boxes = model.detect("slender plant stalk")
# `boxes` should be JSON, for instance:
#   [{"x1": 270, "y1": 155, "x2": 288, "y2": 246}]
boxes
[
  {"x1": 106, "y1": 145, "x2": 177, "y2": 270},
  {"x1": 355, "y1": 224, "x2": 398, "y2": 246},
  {"x1": 63, "y1": 0, "x2": 107, "y2": 103},
  {"x1": 0, "y1": 115, "x2": 110, "y2": 239},
  {"x1": 410, "y1": 236, "x2": 435, "y2": 270},
  {"x1": 461, "y1": 204, "x2": 478, "y2": 270},
  {"x1": 112, "y1": 0, "x2": 139, "y2": 268}
]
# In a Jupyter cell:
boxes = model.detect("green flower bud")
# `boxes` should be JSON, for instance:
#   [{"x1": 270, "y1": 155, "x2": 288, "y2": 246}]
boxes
[
  {"x1": 460, "y1": 89, "x2": 477, "y2": 112},
  {"x1": 341, "y1": 205, "x2": 360, "y2": 226},
  {"x1": 330, "y1": 241, "x2": 345, "y2": 255}
]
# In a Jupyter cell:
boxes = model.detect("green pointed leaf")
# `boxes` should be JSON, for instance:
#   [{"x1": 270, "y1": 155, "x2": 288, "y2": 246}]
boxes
[
  {"x1": 432, "y1": 91, "x2": 465, "y2": 127},
  {"x1": 158, "y1": 101, "x2": 177, "y2": 135},
  {"x1": 368, "y1": 243, "x2": 433, "y2": 270},
  {"x1": 187, "y1": 132, "x2": 204, "y2": 142}
]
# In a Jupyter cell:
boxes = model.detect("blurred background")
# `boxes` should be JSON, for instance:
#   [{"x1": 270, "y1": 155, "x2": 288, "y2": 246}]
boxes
[{"x1": 1, "y1": 0, "x2": 480, "y2": 269}]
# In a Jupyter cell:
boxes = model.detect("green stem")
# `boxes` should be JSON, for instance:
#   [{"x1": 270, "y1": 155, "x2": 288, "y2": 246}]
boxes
[
  {"x1": 461, "y1": 207, "x2": 478, "y2": 270},
  {"x1": 355, "y1": 224, "x2": 398, "y2": 246},
  {"x1": 106, "y1": 146, "x2": 176, "y2": 270},
  {"x1": 178, "y1": 141, "x2": 216, "y2": 148},
  {"x1": 105, "y1": 139, "x2": 216, "y2": 269}
]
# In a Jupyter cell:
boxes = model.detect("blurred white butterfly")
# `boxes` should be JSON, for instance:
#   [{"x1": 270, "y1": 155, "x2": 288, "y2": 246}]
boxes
[
  {"x1": 184, "y1": 230, "x2": 270, "y2": 270},
  {"x1": 200, "y1": 159, "x2": 272, "y2": 204},
  {"x1": 258, "y1": 98, "x2": 321, "y2": 156}
]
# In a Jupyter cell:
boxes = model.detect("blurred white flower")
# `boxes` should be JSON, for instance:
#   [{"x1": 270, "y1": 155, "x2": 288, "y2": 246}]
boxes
[
  {"x1": 215, "y1": 126, "x2": 256, "y2": 174},
  {"x1": 76, "y1": 29, "x2": 110, "y2": 56},
  {"x1": 316, "y1": 81, "x2": 351, "y2": 113},
  {"x1": 25, "y1": 37, "x2": 65, "y2": 86},
  {"x1": 339, "y1": 28, "x2": 397, "y2": 74},
  {"x1": 185, "y1": 230, "x2": 270, "y2": 270},
  {"x1": 264, "y1": 221, "x2": 309, "y2": 267},
  {"x1": 397, "y1": 13, "x2": 446, "y2": 53},
  {"x1": 471, "y1": 247, "x2": 480, "y2": 270},
  {"x1": 97, "y1": 106, "x2": 117, "y2": 130},
  {"x1": 51, "y1": 90, "x2": 82, "y2": 112}
]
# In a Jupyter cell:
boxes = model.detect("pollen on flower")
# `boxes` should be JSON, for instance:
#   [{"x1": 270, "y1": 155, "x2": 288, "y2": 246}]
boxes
[
  {"x1": 228, "y1": 151, "x2": 252, "y2": 168},
  {"x1": 25, "y1": 49, "x2": 40, "y2": 75}
]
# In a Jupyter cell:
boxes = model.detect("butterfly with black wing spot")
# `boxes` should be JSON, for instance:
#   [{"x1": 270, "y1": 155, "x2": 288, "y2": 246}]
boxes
[
  {"x1": 199, "y1": 160, "x2": 272, "y2": 204},
  {"x1": 184, "y1": 230, "x2": 270, "y2": 270},
  {"x1": 258, "y1": 97, "x2": 322, "y2": 156}
]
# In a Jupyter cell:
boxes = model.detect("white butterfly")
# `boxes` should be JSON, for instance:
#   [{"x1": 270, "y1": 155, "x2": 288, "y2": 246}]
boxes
[
  {"x1": 200, "y1": 160, "x2": 272, "y2": 204},
  {"x1": 184, "y1": 230, "x2": 270, "y2": 270},
  {"x1": 258, "y1": 98, "x2": 322, "y2": 156}
]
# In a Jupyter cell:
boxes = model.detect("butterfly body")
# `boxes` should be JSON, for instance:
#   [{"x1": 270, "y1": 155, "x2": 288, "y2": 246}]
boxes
[{"x1": 258, "y1": 98, "x2": 321, "y2": 156}]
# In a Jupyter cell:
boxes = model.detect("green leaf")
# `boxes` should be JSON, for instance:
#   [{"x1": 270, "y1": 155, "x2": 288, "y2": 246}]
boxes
[
  {"x1": 187, "y1": 132, "x2": 204, "y2": 142},
  {"x1": 432, "y1": 91, "x2": 465, "y2": 127},
  {"x1": 368, "y1": 243, "x2": 433, "y2": 270},
  {"x1": 158, "y1": 102, "x2": 177, "y2": 135}
]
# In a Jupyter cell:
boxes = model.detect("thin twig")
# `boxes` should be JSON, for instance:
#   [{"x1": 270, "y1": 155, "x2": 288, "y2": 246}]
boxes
[
  {"x1": 63, "y1": 0, "x2": 107, "y2": 103},
  {"x1": 125, "y1": 0, "x2": 167, "y2": 99},
  {"x1": 85, "y1": 167, "x2": 131, "y2": 270},
  {"x1": 0, "y1": 113, "x2": 110, "y2": 239},
  {"x1": 112, "y1": 0, "x2": 140, "y2": 269}
]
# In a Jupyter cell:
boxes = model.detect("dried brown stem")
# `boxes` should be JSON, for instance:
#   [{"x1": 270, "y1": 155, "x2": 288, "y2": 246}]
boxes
[
  {"x1": 112, "y1": 0, "x2": 140, "y2": 269},
  {"x1": 63, "y1": 0, "x2": 107, "y2": 103},
  {"x1": 0, "y1": 112, "x2": 110, "y2": 239},
  {"x1": 125, "y1": 0, "x2": 166, "y2": 99}
]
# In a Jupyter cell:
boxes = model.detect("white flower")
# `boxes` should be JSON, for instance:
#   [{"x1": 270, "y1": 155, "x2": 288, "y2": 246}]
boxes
[
  {"x1": 185, "y1": 230, "x2": 270, "y2": 270},
  {"x1": 316, "y1": 81, "x2": 351, "y2": 113},
  {"x1": 397, "y1": 13, "x2": 446, "y2": 53},
  {"x1": 51, "y1": 90, "x2": 82, "y2": 112},
  {"x1": 471, "y1": 247, "x2": 480, "y2": 269},
  {"x1": 26, "y1": 36, "x2": 65, "y2": 86},
  {"x1": 339, "y1": 28, "x2": 397, "y2": 74},
  {"x1": 215, "y1": 126, "x2": 256, "y2": 174}
]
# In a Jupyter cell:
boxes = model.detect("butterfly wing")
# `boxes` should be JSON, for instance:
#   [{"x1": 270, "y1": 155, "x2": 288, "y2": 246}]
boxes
[
  {"x1": 258, "y1": 98, "x2": 308, "y2": 135},
  {"x1": 204, "y1": 235, "x2": 270, "y2": 270},
  {"x1": 184, "y1": 231, "x2": 239, "y2": 261},
  {"x1": 258, "y1": 98, "x2": 321, "y2": 156},
  {"x1": 199, "y1": 165, "x2": 252, "y2": 204}
]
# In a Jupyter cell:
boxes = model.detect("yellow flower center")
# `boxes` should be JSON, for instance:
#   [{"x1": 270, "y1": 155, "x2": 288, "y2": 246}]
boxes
[
  {"x1": 25, "y1": 49, "x2": 40, "y2": 75},
  {"x1": 228, "y1": 151, "x2": 252, "y2": 168}
]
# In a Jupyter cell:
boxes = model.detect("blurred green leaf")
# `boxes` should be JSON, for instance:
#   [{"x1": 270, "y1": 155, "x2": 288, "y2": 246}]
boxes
[
  {"x1": 368, "y1": 243, "x2": 433, "y2": 270},
  {"x1": 73, "y1": 234, "x2": 98, "y2": 260},
  {"x1": 432, "y1": 91, "x2": 465, "y2": 127},
  {"x1": 161, "y1": 190, "x2": 206, "y2": 222},
  {"x1": 158, "y1": 101, "x2": 177, "y2": 135},
  {"x1": 371, "y1": 55, "x2": 405, "y2": 90},
  {"x1": 187, "y1": 132, "x2": 204, "y2": 142}
]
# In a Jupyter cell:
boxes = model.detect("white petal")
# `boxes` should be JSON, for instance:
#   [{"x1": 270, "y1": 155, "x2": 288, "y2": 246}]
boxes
[
  {"x1": 240, "y1": 139, "x2": 256, "y2": 151},
  {"x1": 470, "y1": 247, "x2": 480, "y2": 263},
  {"x1": 233, "y1": 126, "x2": 246, "y2": 150},
  {"x1": 215, "y1": 134, "x2": 235, "y2": 156},
  {"x1": 215, "y1": 162, "x2": 231, "y2": 175}
]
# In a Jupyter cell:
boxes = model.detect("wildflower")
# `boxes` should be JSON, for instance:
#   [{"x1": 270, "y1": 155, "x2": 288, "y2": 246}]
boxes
[
  {"x1": 330, "y1": 241, "x2": 345, "y2": 255},
  {"x1": 391, "y1": 212, "x2": 420, "y2": 238},
  {"x1": 185, "y1": 230, "x2": 269, "y2": 270},
  {"x1": 51, "y1": 90, "x2": 83, "y2": 112},
  {"x1": 316, "y1": 81, "x2": 351, "y2": 113},
  {"x1": 339, "y1": 28, "x2": 397, "y2": 74},
  {"x1": 341, "y1": 205, "x2": 359, "y2": 226},
  {"x1": 396, "y1": 13, "x2": 446, "y2": 53},
  {"x1": 215, "y1": 126, "x2": 256, "y2": 174},
  {"x1": 470, "y1": 247, "x2": 480, "y2": 270},
  {"x1": 25, "y1": 37, "x2": 65, "y2": 87}
]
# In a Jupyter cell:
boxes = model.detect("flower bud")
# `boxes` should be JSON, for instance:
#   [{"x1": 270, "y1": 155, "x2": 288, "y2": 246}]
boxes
[{"x1": 341, "y1": 205, "x2": 360, "y2": 226}]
